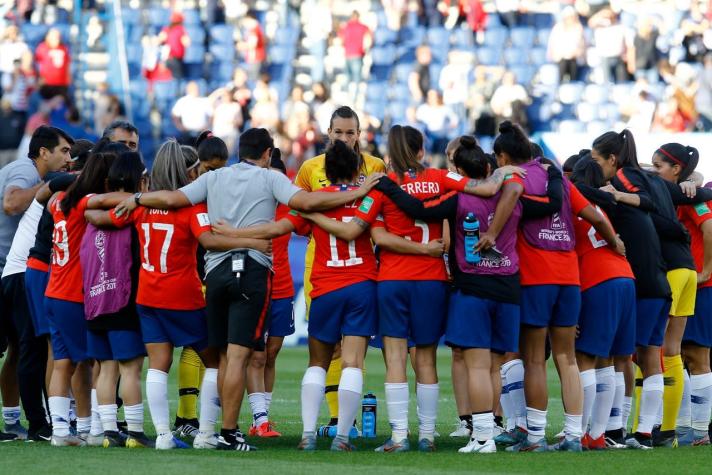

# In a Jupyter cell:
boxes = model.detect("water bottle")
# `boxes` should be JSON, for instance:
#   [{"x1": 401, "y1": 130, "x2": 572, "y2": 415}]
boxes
[
  {"x1": 464, "y1": 212, "x2": 481, "y2": 264},
  {"x1": 361, "y1": 392, "x2": 377, "y2": 438}
]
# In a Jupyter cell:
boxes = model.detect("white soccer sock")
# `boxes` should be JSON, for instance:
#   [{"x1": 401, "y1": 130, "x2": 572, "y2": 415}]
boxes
[
  {"x1": 677, "y1": 369, "x2": 691, "y2": 429},
  {"x1": 622, "y1": 396, "x2": 632, "y2": 432},
  {"x1": 301, "y1": 366, "x2": 326, "y2": 437},
  {"x1": 580, "y1": 369, "x2": 596, "y2": 434},
  {"x1": 638, "y1": 374, "x2": 664, "y2": 435},
  {"x1": 337, "y1": 367, "x2": 363, "y2": 438},
  {"x1": 98, "y1": 404, "x2": 118, "y2": 432},
  {"x1": 199, "y1": 368, "x2": 220, "y2": 434},
  {"x1": 90, "y1": 389, "x2": 103, "y2": 436},
  {"x1": 49, "y1": 396, "x2": 71, "y2": 437},
  {"x1": 69, "y1": 396, "x2": 76, "y2": 423},
  {"x1": 146, "y1": 369, "x2": 170, "y2": 435},
  {"x1": 502, "y1": 359, "x2": 526, "y2": 429},
  {"x1": 416, "y1": 382, "x2": 439, "y2": 442},
  {"x1": 606, "y1": 372, "x2": 625, "y2": 431},
  {"x1": 499, "y1": 368, "x2": 515, "y2": 431},
  {"x1": 526, "y1": 407, "x2": 547, "y2": 442},
  {"x1": 76, "y1": 416, "x2": 91, "y2": 434},
  {"x1": 265, "y1": 392, "x2": 273, "y2": 414},
  {"x1": 590, "y1": 366, "x2": 615, "y2": 439},
  {"x1": 2, "y1": 406, "x2": 20, "y2": 425},
  {"x1": 689, "y1": 372, "x2": 712, "y2": 433},
  {"x1": 385, "y1": 382, "x2": 409, "y2": 443},
  {"x1": 248, "y1": 392, "x2": 268, "y2": 426},
  {"x1": 564, "y1": 413, "x2": 583, "y2": 439},
  {"x1": 472, "y1": 412, "x2": 494, "y2": 442},
  {"x1": 124, "y1": 404, "x2": 144, "y2": 433}
]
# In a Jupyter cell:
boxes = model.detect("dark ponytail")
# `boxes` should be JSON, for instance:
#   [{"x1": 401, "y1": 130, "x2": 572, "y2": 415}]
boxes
[
  {"x1": 563, "y1": 149, "x2": 590, "y2": 174},
  {"x1": 452, "y1": 136, "x2": 489, "y2": 179},
  {"x1": 387, "y1": 125, "x2": 424, "y2": 179},
  {"x1": 107, "y1": 152, "x2": 146, "y2": 193},
  {"x1": 570, "y1": 156, "x2": 606, "y2": 188},
  {"x1": 592, "y1": 129, "x2": 639, "y2": 169},
  {"x1": 325, "y1": 140, "x2": 359, "y2": 184},
  {"x1": 493, "y1": 121, "x2": 531, "y2": 164},
  {"x1": 196, "y1": 130, "x2": 228, "y2": 163},
  {"x1": 655, "y1": 143, "x2": 699, "y2": 182}
]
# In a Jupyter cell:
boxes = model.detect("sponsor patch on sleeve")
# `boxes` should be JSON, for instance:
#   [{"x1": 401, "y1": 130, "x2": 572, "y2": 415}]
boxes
[
  {"x1": 289, "y1": 209, "x2": 299, "y2": 216},
  {"x1": 358, "y1": 196, "x2": 374, "y2": 213},
  {"x1": 197, "y1": 213, "x2": 210, "y2": 227},
  {"x1": 446, "y1": 171, "x2": 464, "y2": 181},
  {"x1": 695, "y1": 203, "x2": 711, "y2": 216}
]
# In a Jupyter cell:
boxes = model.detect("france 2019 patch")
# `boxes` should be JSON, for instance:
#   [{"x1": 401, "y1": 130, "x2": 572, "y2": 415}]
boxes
[
  {"x1": 359, "y1": 196, "x2": 374, "y2": 213},
  {"x1": 197, "y1": 213, "x2": 210, "y2": 227},
  {"x1": 695, "y1": 203, "x2": 711, "y2": 216}
]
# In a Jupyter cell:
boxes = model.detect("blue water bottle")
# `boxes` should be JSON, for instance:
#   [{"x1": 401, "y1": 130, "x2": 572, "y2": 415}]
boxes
[
  {"x1": 464, "y1": 212, "x2": 481, "y2": 264},
  {"x1": 361, "y1": 393, "x2": 377, "y2": 438}
]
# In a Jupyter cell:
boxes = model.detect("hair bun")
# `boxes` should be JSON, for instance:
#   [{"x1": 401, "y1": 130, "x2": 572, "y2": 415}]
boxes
[
  {"x1": 498, "y1": 121, "x2": 514, "y2": 134},
  {"x1": 460, "y1": 135, "x2": 477, "y2": 149}
]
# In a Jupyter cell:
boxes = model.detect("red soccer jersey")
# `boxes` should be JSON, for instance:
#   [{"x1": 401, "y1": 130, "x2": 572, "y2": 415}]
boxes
[
  {"x1": 354, "y1": 168, "x2": 468, "y2": 282},
  {"x1": 110, "y1": 204, "x2": 211, "y2": 310},
  {"x1": 517, "y1": 184, "x2": 590, "y2": 286},
  {"x1": 35, "y1": 42, "x2": 70, "y2": 87},
  {"x1": 272, "y1": 205, "x2": 294, "y2": 300},
  {"x1": 45, "y1": 193, "x2": 91, "y2": 303},
  {"x1": 573, "y1": 205, "x2": 634, "y2": 291},
  {"x1": 679, "y1": 202, "x2": 712, "y2": 289},
  {"x1": 285, "y1": 185, "x2": 377, "y2": 298}
]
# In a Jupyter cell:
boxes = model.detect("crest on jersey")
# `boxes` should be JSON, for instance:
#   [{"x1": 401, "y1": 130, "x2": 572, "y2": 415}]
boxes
[{"x1": 357, "y1": 174, "x2": 366, "y2": 184}]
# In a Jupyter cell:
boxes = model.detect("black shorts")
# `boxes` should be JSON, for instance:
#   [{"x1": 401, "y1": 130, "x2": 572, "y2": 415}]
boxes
[{"x1": 205, "y1": 255, "x2": 272, "y2": 350}]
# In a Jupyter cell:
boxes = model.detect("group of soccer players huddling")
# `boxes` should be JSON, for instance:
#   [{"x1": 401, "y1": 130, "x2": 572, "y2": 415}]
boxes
[{"x1": 1, "y1": 104, "x2": 711, "y2": 455}]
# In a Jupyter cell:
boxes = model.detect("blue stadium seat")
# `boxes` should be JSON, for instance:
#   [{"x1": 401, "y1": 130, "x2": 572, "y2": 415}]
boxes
[
  {"x1": 53, "y1": 24, "x2": 71, "y2": 44},
  {"x1": 558, "y1": 82, "x2": 585, "y2": 104},
  {"x1": 55, "y1": 8, "x2": 71, "y2": 24},
  {"x1": 182, "y1": 9, "x2": 201, "y2": 26},
  {"x1": 427, "y1": 27, "x2": 450, "y2": 49},
  {"x1": 453, "y1": 27, "x2": 474, "y2": 49},
  {"x1": 600, "y1": 102, "x2": 621, "y2": 121},
  {"x1": 375, "y1": 28, "x2": 398, "y2": 46},
  {"x1": 390, "y1": 86, "x2": 412, "y2": 103},
  {"x1": 510, "y1": 27, "x2": 536, "y2": 48},
  {"x1": 126, "y1": 25, "x2": 144, "y2": 44},
  {"x1": 558, "y1": 119, "x2": 585, "y2": 133},
  {"x1": 538, "y1": 63, "x2": 560, "y2": 87},
  {"x1": 185, "y1": 26, "x2": 205, "y2": 44},
  {"x1": 212, "y1": 61, "x2": 235, "y2": 83},
  {"x1": 483, "y1": 28, "x2": 508, "y2": 48},
  {"x1": 586, "y1": 120, "x2": 609, "y2": 135},
  {"x1": 396, "y1": 46, "x2": 416, "y2": 64},
  {"x1": 273, "y1": 26, "x2": 296, "y2": 45},
  {"x1": 510, "y1": 65, "x2": 535, "y2": 84},
  {"x1": 125, "y1": 44, "x2": 143, "y2": 65},
  {"x1": 21, "y1": 24, "x2": 49, "y2": 46},
  {"x1": 210, "y1": 24, "x2": 234, "y2": 45},
  {"x1": 121, "y1": 8, "x2": 142, "y2": 25},
  {"x1": 371, "y1": 46, "x2": 396, "y2": 65},
  {"x1": 366, "y1": 82, "x2": 388, "y2": 102},
  {"x1": 393, "y1": 63, "x2": 413, "y2": 83},
  {"x1": 183, "y1": 44, "x2": 206, "y2": 64},
  {"x1": 129, "y1": 79, "x2": 148, "y2": 99},
  {"x1": 477, "y1": 47, "x2": 501, "y2": 66},
  {"x1": 209, "y1": 43, "x2": 235, "y2": 61},
  {"x1": 504, "y1": 48, "x2": 528, "y2": 66},
  {"x1": 365, "y1": 100, "x2": 387, "y2": 119},
  {"x1": 153, "y1": 80, "x2": 179, "y2": 103},
  {"x1": 132, "y1": 97, "x2": 152, "y2": 120},
  {"x1": 532, "y1": 13, "x2": 554, "y2": 29},
  {"x1": 370, "y1": 64, "x2": 392, "y2": 82},
  {"x1": 387, "y1": 101, "x2": 407, "y2": 122},
  {"x1": 148, "y1": 7, "x2": 171, "y2": 27},
  {"x1": 400, "y1": 26, "x2": 425, "y2": 47},
  {"x1": 269, "y1": 46, "x2": 291, "y2": 65},
  {"x1": 536, "y1": 27, "x2": 551, "y2": 46},
  {"x1": 529, "y1": 47, "x2": 547, "y2": 66},
  {"x1": 184, "y1": 63, "x2": 204, "y2": 80},
  {"x1": 583, "y1": 84, "x2": 608, "y2": 105},
  {"x1": 575, "y1": 102, "x2": 597, "y2": 122}
]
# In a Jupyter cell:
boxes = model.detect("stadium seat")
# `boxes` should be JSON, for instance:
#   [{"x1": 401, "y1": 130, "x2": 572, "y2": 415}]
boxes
[
  {"x1": 125, "y1": 44, "x2": 143, "y2": 65},
  {"x1": 390, "y1": 86, "x2": 412, "y2": 103},
  {"x1": 121, "y1": 8, "x2": 141, "y2": 25},
  {"x1": 558, "y1": 119, "x2": 585, "y2": 133},
  {"x1": 129, "y1": 79, "x2": 149, "y2": 99},
  {"x1": 536, "y1": 27, "x2": 552, "y2": 47},
  {"x1": 126, "y1": 25, "x2": 144, "y2": 44},
  {"x1": 538, "y1": 63, "x2": 560, "y2": 87},
  {"x1": 393, "y1": 63, "x2": 413, "y2": 83},
  {"x1": 600, "y1": 102, "x2": 622, "y2": 121},
  {"x1": 532, "y1": 13, "x2": 554, "y2": 29},
  {"x1": 371, "y1": 46, "x2": 396, "y2": 65},
  {"x1": 586, "y1": 120, "x2": 609, "y2": 135},
  {"x1": 375, "y1": 28, "x2": 398, "y2": 46},
  {"x1": 529, "y1": 47, "x2": 548, "y2": 66},
  {"x1": 510, "y1": 27, "x2": 536, "y2": 48},
  {"x1": 21, "y1": 24, "x2": 49, "y2": 47},
  {"x1": 370, "y1": 64, "x2": 391, "y2": 82},
  {"x1": 209, "y1": 43, "x2": 235, "y2": 61},
  {"x1": 510, "y1": 65, "x2": 535, "y2": 85},
  {"x1": 182, "y1": 9, "x2": 201, "y2": 26},
  {"x1": 364, "y1": 99, "x2": 387, "y2": 118},
  {"x1": 483, "y1": 27, "x2": 508, "y2": 48},
  {"x1": 558, "y1": 82, "x2": 585, "y2": 104},
  {"x1": 183, "y1": 44, "x2": 206, "y2": 64},
  {"x1": 185, "y1": 26, "x2": 206, "y2": 44},
  {"x1": 396, "y1": 46, "x2": 416, "y2": 65},
  {"x1": 269, "y1": 46, "x2": 292, "y2": 65},
  {"x1": 427, "y1": 27, "x2": 450, "y2": 49},
  {"x1": 453, "y1": 27, "x2": 474, "y2": 49},
  {"x1": 583, "y1": 84, "x2": 608, "y2": 105},
  {"x1": 366, "y1": 82, "x2": 388, "y2": 102},
  {"x1": 504, "y1": 48, "x2": 528, "y2": 66},
  {"x1": 148, "y1": 7, "x2": 171, "y2": 27},
  {"x1": 575, "y1": 102, "x2": 597, "y2": 122},
  {"x1": 476, "y1": 47, "x2": 501, "y2": 66},
  {"x1": 400, "y1": 26, "x2": 425, "y2": 47},
  {"x1": 273, "y1": 26, "x2": 296, "y2": 46},
  {"x1": 210, "y1": 24, "x2": 234, "y2": 45},
  {"x1": 153, "y1": 80, "x2": 179, "y2": 103}
]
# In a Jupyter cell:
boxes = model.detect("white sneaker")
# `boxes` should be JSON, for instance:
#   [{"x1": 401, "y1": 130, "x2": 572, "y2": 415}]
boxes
[
  {"x1": 155, "y1": 433, "x2": 190, "y2": 450},
  {"x1": 193, "y1": 432, "x2": 219, "y2": 449},
  {"x1": 449, "y1": 420, "x2": 472, "y2": 438},
  {"x1": 81, "y1": 432, "x2": 105, "y2": 447},
  {"x1": 51, "y1": 434, "x2": 86, "y2": 447},
  {"x1": 459, "y1": 438, "x2": 497, "y2": 454}
]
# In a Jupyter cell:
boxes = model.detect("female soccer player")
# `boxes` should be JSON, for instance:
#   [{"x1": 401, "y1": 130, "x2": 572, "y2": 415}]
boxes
[
  {"x1": 196, "y1": 130, "x2": 229, "y2": 174},
  {"x1": 492, "y1": 122, "x2": 621, "y2": 453},
  {"x1": 80, "y1": 152, "x2": 151, "y2": 448},
  {"x1": 651, "y1": 143, "x2": 712, "y2": 445}
]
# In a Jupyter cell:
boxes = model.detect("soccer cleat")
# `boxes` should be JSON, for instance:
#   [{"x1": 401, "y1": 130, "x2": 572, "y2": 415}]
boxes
[
  {"x1": 155, "y1": 433, "x2": 191, "y2": 450},
  {"x1": 418, "y1": 438, "x2": 435, "y2": 452},
  {"x1": 173, "y1": 420, "x2": 199, "y2": 440},
  {"x1": 449, "y1": 419, "x2": 472, "y2": 438},
  {"x1": 458, "y1": 438, "x2": 496, "y2": 454},
  {"x1": 604, "y1": 429, "x2": 626, "y2": 447},
  {"x1": 253, "y1": 421, "x2": 281, "y2": 438},
  {"x1": 493, "y1": 423, "x2": 505, "y2": 438},
  {"x1": 692, "y1": 433, "x2": 711, "y2": 446},
  {"x1": 51, "y1": 434, "x2": 86, "y2": 447},
  {"x1": 507, "y1": 436, "x2": 548, "y2": 452},
  {"x1": 549, "y1": 436, "x2": 582, "y2": 452},
  {"x1": 102, "y1": 431, "x2": 126, "y2": 448},
  {"x1": 330, "y1": 438, "x2": 356, "y2": 452},
  {"x1": 495, "y1": 427, "x2": 527, "y2": 446},
  {"x1": 0, "y1": 431, "x2": 17, "y2": 442},
  {"x1": 4, "y1": 422, "x2": 28, "y2": 440},
  {"x1": 625, "y1": 433, "x2": 653, "y2": 450},
  {"x1": 652, "y1": 429, "x2": 677, "y2": 448},
  {"x1": 675, "y1": 426, "x2": 694, "y2": 446},
  {"x1": 375, "y1": 438, "x2": 410, "y2": 453},
  {"x1": 126, "y1": 431, "x2": 154, "y2": 448},
  {"x1": 604, "y1": 436, "x2": 627, "y2": 449},
  {"x1": 215, "y1": 435, "x2": 256, "y2": 451},
  {"x1": 27, "y1": 425, "x2": 52, "y2": 442},
  {"x1": 79, "y1": 431, "x2": 105, "y2": 447},
  {"x1": 296, "y1": 436, "x2": 317, "y2": 451},
  {"x1": 586, "y1": 434, "x2": 607, "y2": 451},
  {"x1": 117, "y1": 420, "x2": 128, "y2": 437},
  {"x1": 193, "y1": 432, "x2": 219, "y2": 449}
]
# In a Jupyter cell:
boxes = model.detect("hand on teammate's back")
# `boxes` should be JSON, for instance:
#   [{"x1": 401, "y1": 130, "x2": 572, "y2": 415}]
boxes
[
  {"x1": 211, "y1": 219, "x2": 233, "y2": 236},
  {"x1": 498, "y1": 165, "x2": 527, "y2": 178},
  {"x1": 679, "y1": 180, "x2": 697, "y2": 199},
  {"x1": 115, "y1": 195, "x2": 137, "y2": 217},
  {"x1": 357, "y1": 173, "x2": 384, "y2": 196},
  {"x1": 613, "y1": 236, "x2": 626, "y2": 256},
  {"x1": 426, "y1": 238, "x2": 445, "y2": 257}
]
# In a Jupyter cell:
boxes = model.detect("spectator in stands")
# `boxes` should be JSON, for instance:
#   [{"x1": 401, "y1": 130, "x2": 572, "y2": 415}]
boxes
[
  {"x1": 490, "y1": 71, "x2": 530, "y2": 124},
  {"x1": 159, "y1": 10, "x2": 190, "y2": 80},
  {"x1": 0, "y1": 25, "x2": 29, "y2": 76},
  {"x1": 339, "y1": 11, "x2": 372, "y2": 94},
  {"x1": 0, "y1": 100, "x2": 23, "y2": 166},
  {"x1": 440, "y1": 0, "x2": 487, "y2": 41},
  {"x1": 624, "y1": 85, "x2": 656, "y2": 135},
  {"x1": 2, "y1": 56, "x2": 34, "y2": 133},
  {"x1": 281, "y1": 86, "x2": 310, "y2": 122},
  {"x1": 249, "y1": 74, "x2": 280, "y2": 131},
  {"x1": 495, "y1": 0, "x2": 521, "y2": 28},
  {"x1": 226, "y1": 67, "x2": 252, "y2": 123},
  {"x1": 103, "y1": 120, "x2": 139, "y2": 152},
  {"x1": 409, "y1": 45, "x2": 432, "y2": 103},
  {"x1": 212, "y1": 88, "x2": 243, "y2": 155},
  {"x1": 466, "y1": 66, "x2": 497, "y2": 136},
  {"x1": 238, "y1": 10, "x2": 267, "y2": 81},
  {"x1": 547, "y1": 6, "x2": 586, "y2": 83},
  {"x1": 383, "y1": 0, "x2": 407, "y2": 30},
  {"x1": 680, "y1": 3, "x2": 710, "y2": 63},
  {"x1": 35, "y1": 28, "x2": 71, "y2": 96},
  {"x1": 627, "y1": 16, "x2": 660, "y2": 84},
  {"x1": 652, "y1": 93, "x2": 689, "y2": 132},
  {"x1": 439, "y1": 51, "x2": 472, "y2": 120},
  {"x1": 696, "y1": 53, "x2": 712, "y2": 131},
  {"x1": 93, "y1": 83, "x2": 123, "y2": 134},
  {"x1": 311, "y1": 82, "x2": 336, "y2": 134},
  {"x1": 172, "y1": 81, "x2": 213, "y2": 144},
  {"x1": 416, "y1": 89, "x2": 458, "y2": 155},
  {"x1": 302, "y1": 0, "x2": 332, "y2": 83},
  {"x1": 588, "y1": 8, "x2": 628, "y2": 84}
]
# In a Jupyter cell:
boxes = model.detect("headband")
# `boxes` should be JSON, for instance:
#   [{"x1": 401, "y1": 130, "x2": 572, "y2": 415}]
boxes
[{"x1": 657, "y1": 147, "x2": 686, "y2": 168}]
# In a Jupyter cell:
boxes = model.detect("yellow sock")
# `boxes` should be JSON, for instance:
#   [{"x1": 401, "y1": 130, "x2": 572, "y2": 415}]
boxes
[
  {"x1": 325, "y1": 356, "x2": 342, "y2": 421},
  {"x1": 176, "y1": 347, "x2": 204, "y2": 421},
  {"x1": 661, "y1": 355, "x2": 684, "y2": 431},
  {"x1": 632, "y1": 365, "x2": 643, "y2": 434}
]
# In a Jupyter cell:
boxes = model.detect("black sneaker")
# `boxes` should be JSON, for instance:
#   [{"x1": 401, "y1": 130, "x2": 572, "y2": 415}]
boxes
[
  {"x1": 604, "y1": 429, "x2": 626, "y2": 446},
  {"x1": 216, "y1": 430, "x2": 256, "y2": 452},
  {"x1": 102, "y1": 430, "x2": 126, "y2": 448},
  {"x1": 625, "y1": 432, "x2": 653, "y2": 450},
  {"x1": 27, "y1": 425, "x2": 52, "y2": 442},
  {"x1": 0, "y1": 431, "x2": 17, "y2": 442},
  {"x1": 652, "y1": 428, "x2": 677, "y2": 448}
]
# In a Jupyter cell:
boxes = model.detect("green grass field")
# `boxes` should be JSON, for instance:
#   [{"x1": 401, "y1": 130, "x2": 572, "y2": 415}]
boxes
[{"x1": 2, "y1": 347, "x2": 712, "y2": 474}]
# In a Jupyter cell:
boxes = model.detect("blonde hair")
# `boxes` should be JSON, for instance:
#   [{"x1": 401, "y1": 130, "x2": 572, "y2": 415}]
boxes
[{"x1": 151, "y1": 139, "x2": 189, "y2": 191}]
